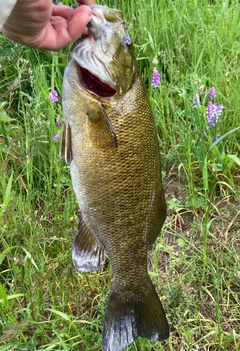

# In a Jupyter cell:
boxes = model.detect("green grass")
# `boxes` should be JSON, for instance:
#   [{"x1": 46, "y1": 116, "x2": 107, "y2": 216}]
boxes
[{"x1": 0, "y1": 0, "x2": 239, "y2": 350}]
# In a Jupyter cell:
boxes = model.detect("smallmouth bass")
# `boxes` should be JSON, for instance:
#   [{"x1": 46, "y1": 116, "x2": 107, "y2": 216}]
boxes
[{"x1": 61, "y1": 5, "x2": 169, "y2": 351}]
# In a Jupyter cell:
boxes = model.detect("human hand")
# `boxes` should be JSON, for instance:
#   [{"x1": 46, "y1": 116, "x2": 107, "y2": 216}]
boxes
[{"x1": 2, "y1": 0, "x2": 96, "y2": 51}]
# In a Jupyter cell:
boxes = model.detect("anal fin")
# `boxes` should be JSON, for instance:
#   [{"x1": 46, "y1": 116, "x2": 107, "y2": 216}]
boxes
[{"x1": 72, "y1": 212, "x2": 106, "y2": 272}]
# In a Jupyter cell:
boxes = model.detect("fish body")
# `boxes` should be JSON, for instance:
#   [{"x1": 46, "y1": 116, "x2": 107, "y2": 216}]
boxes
[{"x1": 61, "y1": 5, "x2": 169, "y2": 351}]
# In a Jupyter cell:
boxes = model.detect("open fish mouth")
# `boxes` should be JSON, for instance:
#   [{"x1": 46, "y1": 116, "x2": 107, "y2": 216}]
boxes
[
  {"x1": 78, "y1": 64, "x2": 117, "y2": 98},
  {"x1": 72, "y1": 36, "x2": 117, "y2": 98},
  {"x1": 71, "y1": 4, "x2": 133, "y2": 98}
]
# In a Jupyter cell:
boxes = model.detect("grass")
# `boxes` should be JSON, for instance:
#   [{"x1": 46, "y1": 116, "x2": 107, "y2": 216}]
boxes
[{"x1": 0, "y1": 0, "x2": 239, "y2": 350}]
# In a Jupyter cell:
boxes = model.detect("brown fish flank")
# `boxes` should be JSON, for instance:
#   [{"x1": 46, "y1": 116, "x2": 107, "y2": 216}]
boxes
[{"x1": 61, "y1": 5, "x2": 169, "y2": 351}]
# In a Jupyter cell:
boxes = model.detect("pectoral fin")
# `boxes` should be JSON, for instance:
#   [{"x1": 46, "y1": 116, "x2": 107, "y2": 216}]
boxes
[
  {"x1": 60, "y1": 122, "x2": 72, "y2": 165},
  {"x1": 87, "y1": 103, "x2": 118, "y2": 148},
  {"x1": 72, "y1": 212, "x2": 106, "y2": 272}
]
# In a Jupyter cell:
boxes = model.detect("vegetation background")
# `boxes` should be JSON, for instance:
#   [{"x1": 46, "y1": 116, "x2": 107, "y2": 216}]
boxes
[{"x1": 0, "y1": 0, "x2": 239, "y2": 350}]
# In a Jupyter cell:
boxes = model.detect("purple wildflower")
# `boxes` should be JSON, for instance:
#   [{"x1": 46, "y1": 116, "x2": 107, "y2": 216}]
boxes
[
  {"x1": 192, "y1": 96, "x2": 198, "y2": 105},
  {"x1": 152, "y1": 68, "x2": 161, "y2": 88},
  {"x1": 56, "y1": 119, "x2": 62, "y2": 128},
  {"x1": 209, "y1": 87, "x2": 216, "y2": 99},
  {"x1": 50, "y1": 89, "x2": 58, "y2": 103},
  {"x1": 53, "y1": 133, "x2": 61, "y2": 141},
  {"x1": 52, "y1": 0, "x2": 57, "y2": 4},
  {"x1": 206, "y1": 102, "x2": 223, "y2": 129},
  {"x1": 213, "y1": 134, "x2": 221, "y2": 142},
  {"x1": 199, "y1": 85, "x2": 204, "y2": 95}
]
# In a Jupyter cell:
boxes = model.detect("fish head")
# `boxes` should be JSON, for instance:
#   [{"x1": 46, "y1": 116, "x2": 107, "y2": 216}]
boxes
[{"x1": 70, "y1": 5, "x2": 136, "y2": 97}]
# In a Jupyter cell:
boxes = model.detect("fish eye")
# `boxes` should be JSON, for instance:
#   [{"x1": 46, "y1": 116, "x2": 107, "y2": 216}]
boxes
[{"x1": 123, "y1": 36, "x2": 132, "y2": 47}]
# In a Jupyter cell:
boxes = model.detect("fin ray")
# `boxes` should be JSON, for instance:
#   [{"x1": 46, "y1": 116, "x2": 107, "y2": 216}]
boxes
[
  {"x1": 103, "y1": 279, "x2": 169, "y2": 351},
  {"x1": 60, "y1": 122, "x2": 72, "y2": 165},
  {"x1": 87, "y1": 103, "x2": 118, "y2": 148},
  {"x1": 72, "y1": 212, "x2": 106, "y2": 272}
]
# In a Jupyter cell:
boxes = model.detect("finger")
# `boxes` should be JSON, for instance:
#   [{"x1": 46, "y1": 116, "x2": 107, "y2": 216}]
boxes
[
  {"x1": 52, "y1": 2, "x2": 95, "y2": 19},
  {"x1": 67, "y1": 4, "x2": 92, "y2": 22},
  {"x1": 52, "y1": 5, "x2": 74, "y2": 19},
  {"x1": 38, "y1": 9, "x2": 91, "y2": 50}
]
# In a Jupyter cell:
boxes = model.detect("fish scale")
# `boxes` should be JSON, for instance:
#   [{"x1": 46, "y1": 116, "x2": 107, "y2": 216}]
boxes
[{"x1": 62, "y1": 5, "x2": 169, "y2": 351}]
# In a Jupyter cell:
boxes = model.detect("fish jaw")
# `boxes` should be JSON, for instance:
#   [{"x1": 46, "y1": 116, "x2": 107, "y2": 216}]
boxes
[{"x1": 70, "y1": 5, "x2": 135, "y2": 96}]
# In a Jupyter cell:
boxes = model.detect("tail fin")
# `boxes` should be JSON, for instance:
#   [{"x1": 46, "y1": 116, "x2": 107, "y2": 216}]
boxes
[{"x1": 102, "y1": 279, "x2": 169, "y2": 351}]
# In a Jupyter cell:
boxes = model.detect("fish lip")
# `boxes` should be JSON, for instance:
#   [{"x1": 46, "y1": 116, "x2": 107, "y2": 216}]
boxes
[
  {"x1": 74, "y1": 60, "x2": 117, "y2": 98},
  {"x1": 86, "y1": 7, "x2": 106, "y2": 41}
]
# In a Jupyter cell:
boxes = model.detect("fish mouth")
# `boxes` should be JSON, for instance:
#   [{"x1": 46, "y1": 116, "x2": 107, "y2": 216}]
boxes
[{"x1": 76, "y1": 62, "x2": 117, "y2": 98}]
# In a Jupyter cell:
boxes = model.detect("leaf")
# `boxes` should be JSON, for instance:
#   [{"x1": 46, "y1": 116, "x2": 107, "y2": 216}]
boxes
[
  {"x1": 15, "y1": 343, "x2": 38, "y2": 351},
  {"x1": 203, "y1": 155, "x2": 209, "y2": 190},
  {"x1": 0, "y1": 101, "x2": 8, "y2": 109},
  {"x1": 167, "y1": 198, "x2": 182, "y2": 211},
  {"x1": 3, "y1": 172, "x2": 14, "y2": 210},
  {"x1": 6, "y1": 293, "x2": 25, "y2": 301},
  {"x1": 212, "y1": 163, "x2": 223, "y2": 172},
  {"x1": 0, "y1": 254, "x2": 6, "y2": 266},
  {"x1": 0, "y1": 112, "x2": 12, "y2": 123},
  {"x1": 144, "y1": 27, "x2": 155, "y2": 50},
  {"x1": 0, "y1": 282, "x2": 8, "y2": 306},
  {"x1": 0, "y1": 292, "x2": 24, "y2": 304},
  {"x1": 226, "y1": 154, "x2": 240, "y2": 167},
  {"x1": 21, "y1": 248, "x2": 39, "y2": 271},
  {"x1": 45, "y1": 308, "x2": 72, "y2": 322},
  {"x1": 0, "y1": 246, "x2": 18, "y2": 264},
  {"x1": 209, "y1": 126, "x2": 240, "y2": 150}
]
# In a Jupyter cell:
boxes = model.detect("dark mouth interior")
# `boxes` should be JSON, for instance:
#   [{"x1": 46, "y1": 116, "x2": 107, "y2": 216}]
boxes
[{"x1": 79, "y1": 65, "x2": 116, "y2": 98}]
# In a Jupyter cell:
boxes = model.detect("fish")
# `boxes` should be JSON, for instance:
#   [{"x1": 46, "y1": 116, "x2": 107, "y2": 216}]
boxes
[{"x1": 61, "y1": 4, "x2": 169, "y2": 351}]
